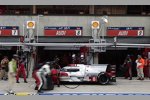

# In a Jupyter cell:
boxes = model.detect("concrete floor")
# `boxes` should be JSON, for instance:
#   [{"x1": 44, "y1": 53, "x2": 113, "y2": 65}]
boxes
[{"x1": 0, "y1": 77, "x2": 150, "y2": 95}]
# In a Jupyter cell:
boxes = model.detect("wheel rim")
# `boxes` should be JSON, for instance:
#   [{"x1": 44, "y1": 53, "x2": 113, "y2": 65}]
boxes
[{"x1": 98, "y1": 74, "x2": 109, "y2": 84}]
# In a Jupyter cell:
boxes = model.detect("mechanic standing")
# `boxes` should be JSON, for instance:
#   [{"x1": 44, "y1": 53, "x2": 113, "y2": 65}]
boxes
[
  {"x1": 143, "y1": 56, "x2": 149, "y2": 78},
  {"x1": 36, "y1": 62, "x2": 51, "y2": 93},
  {"x1": 51, "y1": 57, "x2": 61, "y2": 87},
  {"x1": 136, "y1": 55, "x2": 145, "y2": 80},
  {"x1": 148, "y1": 58, "x2": 150, "y2": 79},
  {"x1": 123, "y1": 55, "x2": 132, "y2": 80},
  {"x1": 0, "y1": 56, "x2": 9, "y2": 80},
  {"x1": 16, "y1": 57, "x2": 28, "y2": 83},
  {"x1": 72, "y1": 53, "x2": 76, "y2": 64},
  {"x1": 7, "y1": 54, "x2": 18, "y2": 94},
  {"x1": 80, "y1": 53, "x2": 85, "y2": 64}
]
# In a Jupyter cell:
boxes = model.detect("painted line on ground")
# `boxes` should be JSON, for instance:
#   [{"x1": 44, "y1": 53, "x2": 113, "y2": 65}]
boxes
[
  {"x1": 1, "y1": 92, "x2": 150, "y2": 96},
  {"x1": 38, "y1": 93, "x2": 150, "y2": 96}
]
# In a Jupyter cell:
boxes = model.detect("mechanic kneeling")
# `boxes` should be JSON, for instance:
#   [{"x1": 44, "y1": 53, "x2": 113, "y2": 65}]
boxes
[{"x1": 36, "y1": 62, "x2": 53, "y2": 93}]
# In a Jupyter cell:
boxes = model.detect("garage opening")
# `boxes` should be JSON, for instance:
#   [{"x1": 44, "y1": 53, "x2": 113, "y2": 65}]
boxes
[
  {"x1": 99, "y1": 48, "x2": 144, "y2": 77},
  {"x1": 37, "y1": 46, "x2": 146, "y2": 77},
  {"x1": 37, "y1": 47, "x2": 82, "y2": 67},
  {"x1": 0, "y1": 47, "x2": 17, "y2": 61}
]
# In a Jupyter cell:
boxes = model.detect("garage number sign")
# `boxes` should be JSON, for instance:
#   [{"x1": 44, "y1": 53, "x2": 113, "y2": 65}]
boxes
[
  {"x1": 44, "y1": 26, "x2": 83, "y2": 36},
  {"x1": 107, "y1": 27, "x2": 144, "y2": 36},
  {"x1": 0, "y1": 26, "x2": 19, "y2": 36}
]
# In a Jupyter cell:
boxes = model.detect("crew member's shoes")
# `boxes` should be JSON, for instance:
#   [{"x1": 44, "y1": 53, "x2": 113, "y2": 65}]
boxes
[
  {"x1": 9, "y1": 90, "x2": 15, "y2": 94},
  {"x1": 37, "y1": 90, "x2": 44, "y2": 93},
  {"x1": 2, "y1": 77, "x2": 8, "y2": 81},
  {"x1": 24, "y1": 80, "x2": 28, "y2": 83},
  {"x1": 129, "y1": 78, "x2": 132, "y2": 80},
  {"x1": 16, "y1": 81, "x2": 20, "y2": 83},
  {"x1": 137, "y1": 78, "x2": 141, "y2": 80},
  {"x1": 141, "y1": 78, "x2": 144, "y2": 80},
  {"x1": 34, "y1": 86, "x2": 38, "y2": 90},
  {"x1": 4, "y1": 78, "x2": 8, "y2": 81}
]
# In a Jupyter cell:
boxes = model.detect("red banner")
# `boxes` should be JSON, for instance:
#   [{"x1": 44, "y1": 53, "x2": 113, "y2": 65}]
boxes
[
  {"x1": 0, "y1": 26, "x2": 19, "y2": 36},
  {"x1": 44, "y1": 26, "x2": 82, "y2": 36},
  {"x1": 107, "y1": 27, "x2": 144, "y2": 36}
]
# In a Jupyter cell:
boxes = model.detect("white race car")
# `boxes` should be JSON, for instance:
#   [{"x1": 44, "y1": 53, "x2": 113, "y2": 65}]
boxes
[{"x1": 59, "y1": 64, "x2": 116, "y2": 85}]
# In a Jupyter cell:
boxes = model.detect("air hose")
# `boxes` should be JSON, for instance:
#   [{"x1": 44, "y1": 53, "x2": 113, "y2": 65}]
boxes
[{"x1": 63, "y1": 84, "x2": 80, "y2": 89}]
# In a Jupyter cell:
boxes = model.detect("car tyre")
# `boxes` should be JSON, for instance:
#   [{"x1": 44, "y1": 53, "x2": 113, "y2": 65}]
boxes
[{"x1": 97, "y1": 72, "x2": 109, "y2": 85}]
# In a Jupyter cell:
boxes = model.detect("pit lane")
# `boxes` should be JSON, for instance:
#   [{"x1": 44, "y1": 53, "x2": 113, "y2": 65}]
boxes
[{"x1": 0, "y1": 77, "x2": 150, "y2": 95}]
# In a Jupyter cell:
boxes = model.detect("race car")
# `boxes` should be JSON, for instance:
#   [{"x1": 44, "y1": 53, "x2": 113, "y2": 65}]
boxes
[{"x1": 59, "y1": 64, "x2": 116, "y2": 85}]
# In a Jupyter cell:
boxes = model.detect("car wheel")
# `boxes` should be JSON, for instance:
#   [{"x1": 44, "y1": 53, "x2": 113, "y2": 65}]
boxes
[{"x1": 97, "y1": 73, "x2": 109, "y2": 85}]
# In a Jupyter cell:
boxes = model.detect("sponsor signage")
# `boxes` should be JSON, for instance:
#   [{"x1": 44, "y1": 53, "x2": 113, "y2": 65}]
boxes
[
  {"x1": 0, "y1": 26, "x2": 19, "y2": 36},
  {"x1": 44, "y1": 26, "x2": 83, "y2": 36},
  {"x1": 27, "y1": 21, "x2": 35, "y2": 29},
  {"x1": 107, "y1": 27, "x2": 144, "y2": 36},
  {"x1": 91, "y1": 21, "x2": 100, "y2": 29}
]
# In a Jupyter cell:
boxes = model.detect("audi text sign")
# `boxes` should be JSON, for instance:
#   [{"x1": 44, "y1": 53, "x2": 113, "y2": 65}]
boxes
[
  {"x1": 107, "y1": 27, "x2": 144, "y2": 36},
  {"x1": 44, "y1": 26, "x2": 83, "y2": 36},
  {"x1": 0, "y1": 26, "x2": 19, "y2": 36}
]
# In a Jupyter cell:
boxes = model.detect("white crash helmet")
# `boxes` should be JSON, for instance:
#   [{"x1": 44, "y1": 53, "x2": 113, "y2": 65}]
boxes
[
  {"x1": 80, "y1": 54, "x2": 84, "y2": 58},
  {"x1": 72, "y1": 54, "x2": 76, "y2": 58}
]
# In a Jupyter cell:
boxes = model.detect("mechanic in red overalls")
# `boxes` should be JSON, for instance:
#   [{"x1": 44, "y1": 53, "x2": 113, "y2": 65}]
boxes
[
  {"x1": 143, "y1": 56, "x2": 149, "y2": 77},
  {"x1": 51, "y1": 57, "x2": 61, "y2": 87},
  {"x1": 33, "y1": 63, "x2": 43, "y2": 90},
  {"x1": 123, "y1": 55, "x2": 132, "y2": 80},
  {"x1": 16, "y1": 57, "x2": 27, "y2": 83},
  {"x1": 148, "y1": 57, "x2": 150, "y2": 79}
]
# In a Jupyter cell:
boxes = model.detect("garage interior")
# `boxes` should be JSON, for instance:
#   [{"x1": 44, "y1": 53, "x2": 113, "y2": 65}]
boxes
[{"x1": 0, "y1": 36, "x2": 149, "y2": 77}]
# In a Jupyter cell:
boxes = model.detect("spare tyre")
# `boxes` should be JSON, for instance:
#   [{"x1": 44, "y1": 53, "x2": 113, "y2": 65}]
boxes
[{"x1": 97, "y1": 72, "x2": 109, "y2": 85}]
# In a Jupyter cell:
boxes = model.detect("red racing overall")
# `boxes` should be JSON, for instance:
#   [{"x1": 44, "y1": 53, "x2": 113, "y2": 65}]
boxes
[{"x1": 16, "y1": 62, "x2": 27, "y2": 83}]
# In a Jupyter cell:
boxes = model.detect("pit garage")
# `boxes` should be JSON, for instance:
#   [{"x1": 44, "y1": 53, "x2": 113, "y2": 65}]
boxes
[
  {"x1": 38, "y1": 46, "x2": 143, "y2": 77},
  {"x1": 0, "y1": 36, "x2": 150, "y2": 78},
  {"x1": 36, "y1": 36, "x2": 150, "y2": 77},
  {"x1": 99, "y1": 48, "x2": 143, "y2": 77},
  {"x1": 0, "y1": 36, "x2": 20, "y2": 61}
]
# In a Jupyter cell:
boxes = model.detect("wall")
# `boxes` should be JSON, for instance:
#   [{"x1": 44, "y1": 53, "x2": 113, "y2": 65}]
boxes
[{"x1": 0, "y1": 15, "x2": 150, "y2": 36}]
